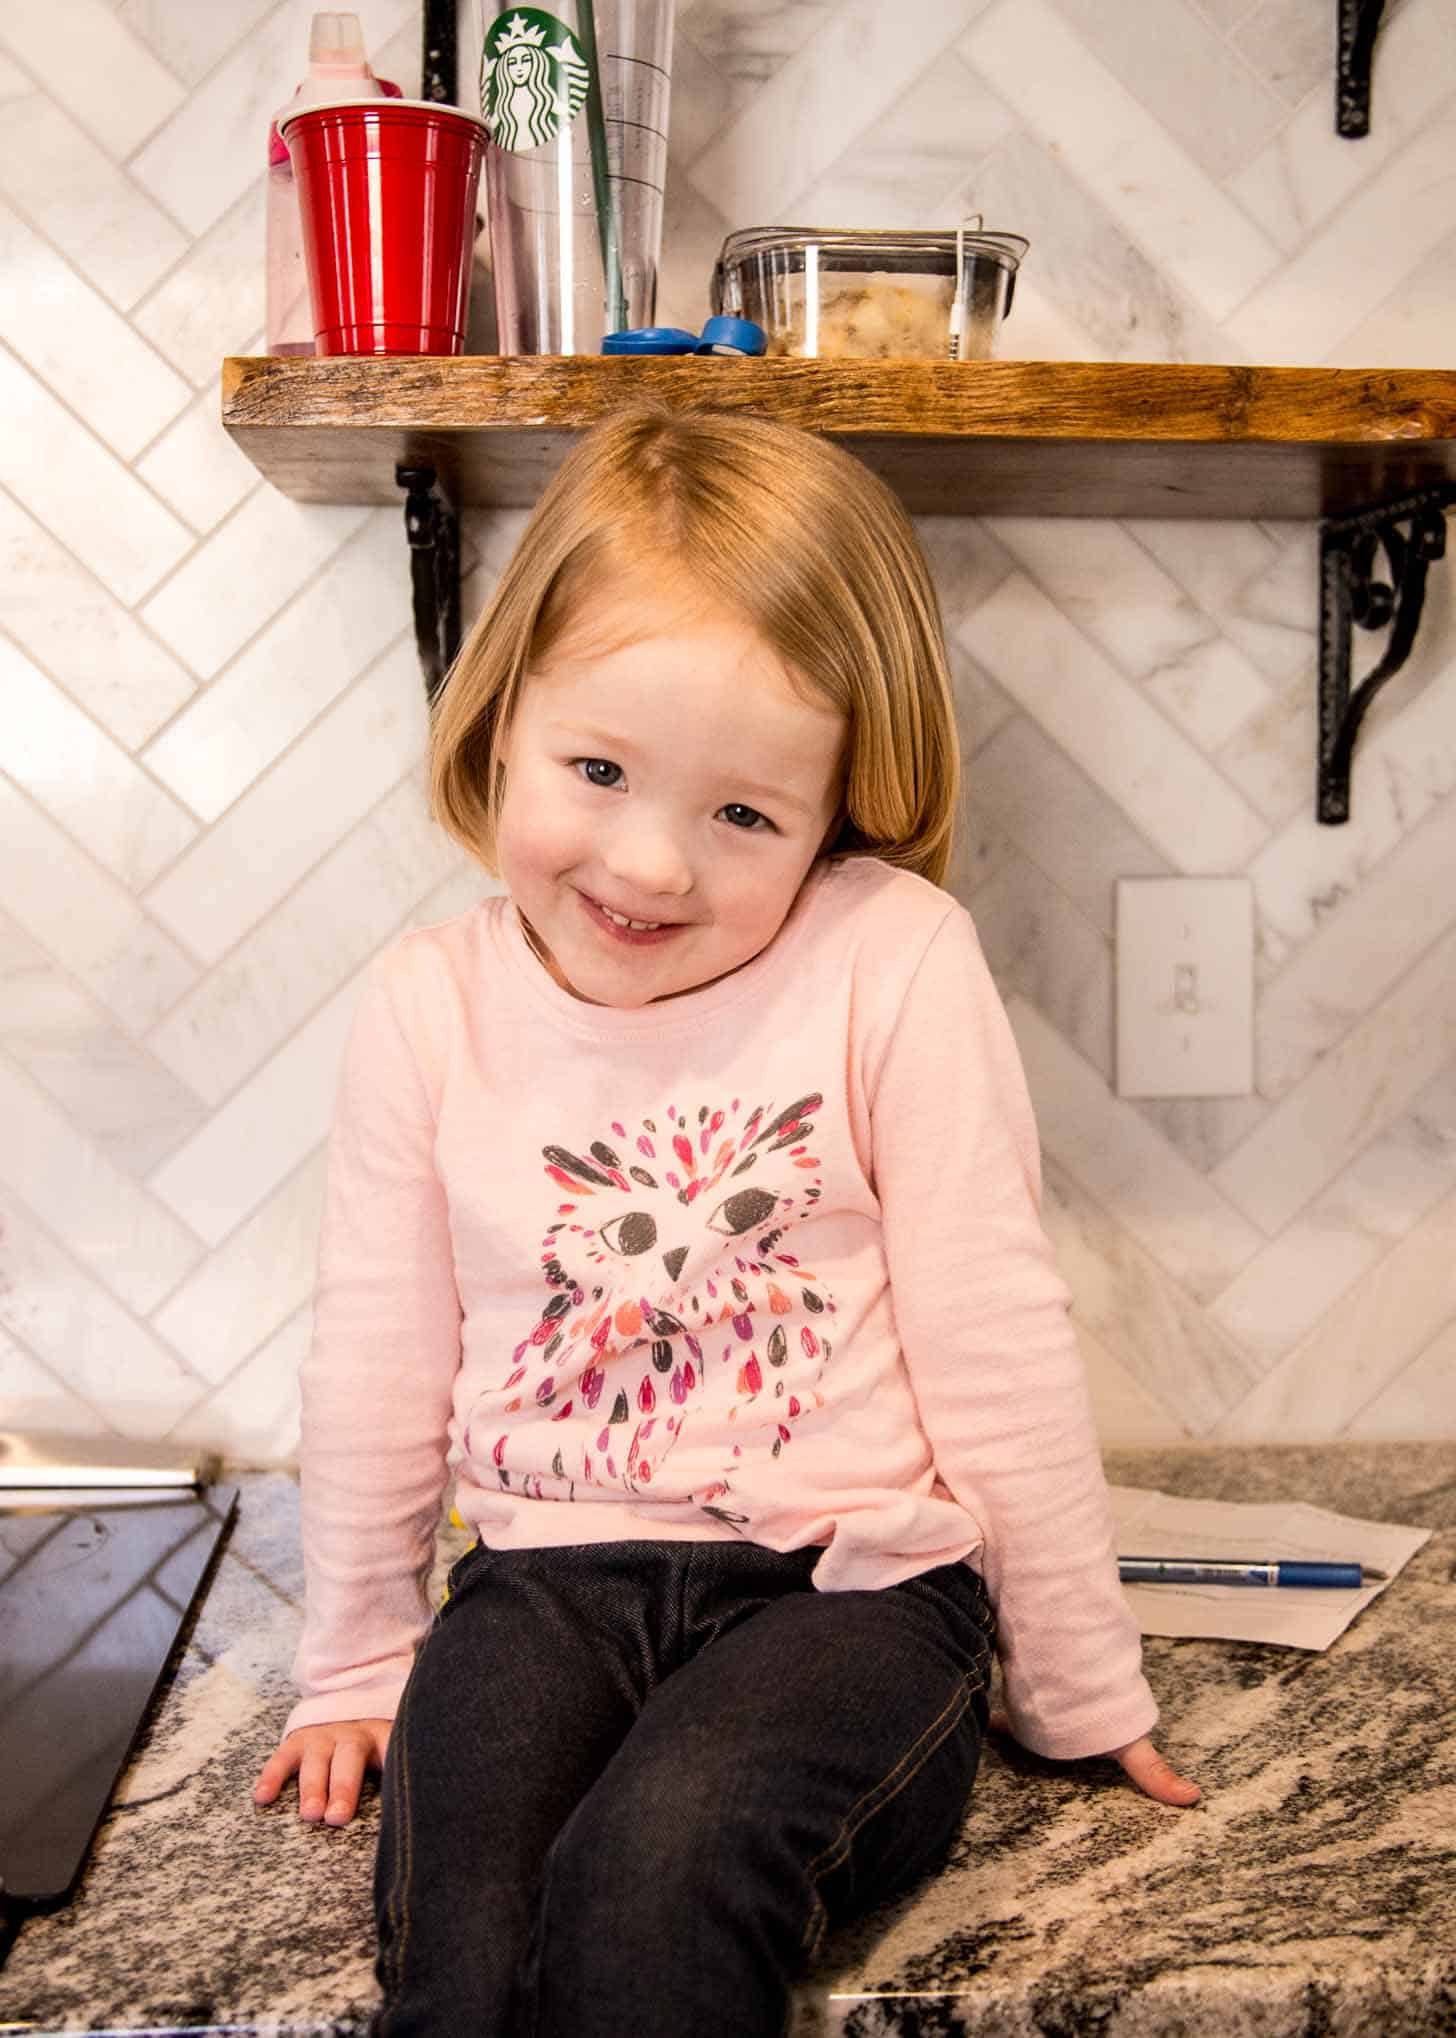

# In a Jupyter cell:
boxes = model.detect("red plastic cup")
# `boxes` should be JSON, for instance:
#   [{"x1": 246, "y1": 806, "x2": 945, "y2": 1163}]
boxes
[{"x1": 281, "y1": 99, "x2": 488, "y2": 355}]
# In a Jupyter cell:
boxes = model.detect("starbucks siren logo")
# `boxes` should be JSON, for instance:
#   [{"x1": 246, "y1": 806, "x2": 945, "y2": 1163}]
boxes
[{"x1": 480, "y1": 9, "x2": 590, "y2": 152}]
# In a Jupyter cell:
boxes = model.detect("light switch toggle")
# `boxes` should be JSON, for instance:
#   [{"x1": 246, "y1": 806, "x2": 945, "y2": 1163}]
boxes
[{"x1": 1116, "y1": 878, "x2": 1254, "y2": 1099}]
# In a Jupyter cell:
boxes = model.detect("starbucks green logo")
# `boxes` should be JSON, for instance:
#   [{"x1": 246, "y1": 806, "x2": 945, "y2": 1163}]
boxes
[{"x1": 480, "y1": 9, "x2": 590, "y2": 152}]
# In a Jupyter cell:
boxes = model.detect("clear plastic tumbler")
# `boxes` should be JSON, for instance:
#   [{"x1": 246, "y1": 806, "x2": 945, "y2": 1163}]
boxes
[{"x1": 477, "y1": 1, "x2": 674, "y2": 353}]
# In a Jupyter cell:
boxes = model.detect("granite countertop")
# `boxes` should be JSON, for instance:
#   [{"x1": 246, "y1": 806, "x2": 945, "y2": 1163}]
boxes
[{"x1": 2, "y1": 1443, "x2": 1453, "y2": 2037}]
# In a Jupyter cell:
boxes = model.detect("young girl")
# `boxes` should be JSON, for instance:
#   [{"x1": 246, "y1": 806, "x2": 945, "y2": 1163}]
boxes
[{"x1": 255, "y1": 403, "x2": 1199, "y2": 2036}]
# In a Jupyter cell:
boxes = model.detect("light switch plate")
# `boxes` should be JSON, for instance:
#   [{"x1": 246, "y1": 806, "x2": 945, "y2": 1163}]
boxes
[{"x1": 1116, "y1": 878, "x2": 1254, "y2": 1098}]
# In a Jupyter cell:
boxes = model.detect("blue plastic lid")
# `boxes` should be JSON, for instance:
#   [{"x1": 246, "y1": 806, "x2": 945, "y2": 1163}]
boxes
[
  {"x1": 601, "y1": 327, "x2": 700, "y2": 355},
  {"x1": 694, "y1": 315, "x2": 766, "y2": 356}
]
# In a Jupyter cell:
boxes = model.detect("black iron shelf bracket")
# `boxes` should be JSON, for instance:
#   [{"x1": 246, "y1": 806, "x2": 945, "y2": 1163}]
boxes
[
  {"x1": 397, "y1": 464, "x2": 462, "y2": 707},
  {"x1": 1336, "y1": 0, "x2": 1386, "y2": 136},
  {"x1": 1318, "y1": 484, "x2": 1456, "y2": 824}
]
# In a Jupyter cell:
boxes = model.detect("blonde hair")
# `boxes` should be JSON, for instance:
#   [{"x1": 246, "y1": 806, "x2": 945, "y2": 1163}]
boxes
[{"x1": 430, "y1": 404, "x2": 960, "y2": 884}]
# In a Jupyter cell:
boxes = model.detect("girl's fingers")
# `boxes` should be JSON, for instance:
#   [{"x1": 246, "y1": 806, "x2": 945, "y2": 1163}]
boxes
[
  {"x1": 297, "y1": 1741, "x2": 334, "y2": 1822},
  {"x1": 252, "y1": 1738, "x2": 302, "y2": 1805},
  {"x1": 1114, "y1": 1734, "x2": 1201, "y2": 1806},
  {"x1": 323, "y1": 1737, "x2": 368, "y2": 1826}
]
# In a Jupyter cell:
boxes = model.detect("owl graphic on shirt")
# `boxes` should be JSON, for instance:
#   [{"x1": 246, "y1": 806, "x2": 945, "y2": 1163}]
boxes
[{"x1": 465, "y1": 1092, "x2": 836, "y2": 1523}]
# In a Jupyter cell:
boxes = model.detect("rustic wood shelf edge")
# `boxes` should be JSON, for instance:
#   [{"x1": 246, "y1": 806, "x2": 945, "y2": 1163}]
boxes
[{"x1": 220, "y1": 357, "x2": 1456, "y2": 821}]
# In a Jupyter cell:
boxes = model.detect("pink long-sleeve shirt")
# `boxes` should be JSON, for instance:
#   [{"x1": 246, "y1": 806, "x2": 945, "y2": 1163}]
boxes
[{"x1": 289, "y1": 854, "x2": 1157, "y2": 1760}]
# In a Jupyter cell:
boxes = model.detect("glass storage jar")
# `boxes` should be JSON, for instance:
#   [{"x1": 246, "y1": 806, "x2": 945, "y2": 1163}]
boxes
[{"x1": 710, "y1": 224, "x2": 1028, "y2": 361}]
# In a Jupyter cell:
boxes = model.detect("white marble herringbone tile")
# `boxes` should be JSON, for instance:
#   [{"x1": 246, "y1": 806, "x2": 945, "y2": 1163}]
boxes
[
  {"x1": 789, "y1": 49, "x2": 1015, "y2": 231},
  {"x1": 1342, "y1": 1315, "x2": 1456, "y2": 1442},
  {"x1": 965, "y1": 0, "x2": 1280, "y2": 323},
  {"x1": 1212, "y1": 1184, "x2": 1456, "y2": 1442},
  {"x1": 1209, "y1": 1061, "x2": 1456, "y2": 1366},
  {"x1": 1074, "y1": 1320, "x2": 1192, "y2": 1447},
  {"x1": 0, "y1": 0, "x2": 183, "y2": 159},
  {"x1": 1, "y1": 637, "x2": 198, "y2": 890},
  {"x1": 151, "y1": 1153, "x2": 327, "y2": 1386},
  {"x1": 130, "y1": 186, "x2": 266, "y2": 387},
  {"x1": 142, "y1": 509, "x2": 411, "y2": 821},
  {"x1": 1144, "y1": 637, "x2": 1273, "y2": 756},
  {"x1": 0, "y1": 774, "x2": 199, "y2": 1033},
  {"x1": 0, "y1": 57, "x2": 188, "y2": 310},
  {"x1": 165, "y1": 1305, "x2": 308, "y2": 1464},
  {"x1": 1329, "y1": 224, "x2": 1456, "y2": 371},
  {"x1": 1228, "y1": 0, "x2": 1455, "y2": 252},
  {"x1": 687, "y1": 0, "x2": 993, "y2": 225},
  {"x1": 954, "y1": 132, "x2": 1234, "y2": 365},
  {"x1": 1191, "y1": 0, "x2": 1259, "y2": 31},
  {"x1": 1124, "y1": 519, "x2": 1281, "y2": 639},
  {"x1": 127, "y1": 0, "x2": 414, "y2": 239},
  {"x1": 115, "y1": 0, "x2": 278, "y2": 89},
  {"x1": 0, "y1": 1324, "x2": 105, "y2": 1437},
  {"x1": 0, "y1": 912, "x2": 206, "y2": 1178},
  {"x1": 1048, "y1": 0, "x2": 1288, "y2": 184},
  {"x1": 146, "y1": 773, "x2": 463, "y2": 1104},
  {"x1": 959, "y1": 572, "x2": 1269, "y2": 872},
  {"x1": 147, "y1": 967, "x2": 365, "y2": 1247},
  {"x1": 1130, "y1": 1090, "x2": 1269, "y2": 1177},
  {"x1": 135, "y1": 378, "x2": 261, "y2": 536},
  {"x1": 1226, "y1": 0, "x2": 1331, "y2": 110},
  {"x1": 982, "y1": 517, "x2": 1214, "y2": 682},
  {"x1": 144, "y1": 639, "x2": 428, "y2": 965},
  {"x1": 1040, "y1": 1158, "x2": 1262, "y2": 1435},
  {"x1": 677, "y1": 0, "x2": 838, "y2": 87},
  {"x1": 1255, "y1": 793, "x2": 1456, "y2": 1100},
  {"x1": 966, "y1": 715, "x2": 1170, "y2": 938},
  {"x1": 140, "y1": 491, "x2": 371, "y2": 683},
  {"x1": 0, "y1": 491, "x2": 197, "y2": 750},
  {"x1": 0, "y1": 1190, "x2": 204, "y2": 1437},
  {"x1": 969, "y1": 852, "x2": 1113, "y2": 1082},
  {"x1": 1210, "y1": 666, "x2": 1311, "y2": 832},
  {"x1": 0, "y1": 1056, "x2": 204, "y2": 1314},
  {"x1": 0, "y1": 343, "x2": 193, "y2": 606},
  {"x1": 1226, "y1": 113, "x2": 1456, "y2": 364},
  {"x1": 0, "y1": 200, "x2": 191, "y2": 461},
  {"x1": 1008, "y1": 996, "x2": 1266, "y2": 1302},
  {"x1": 1249, "y1": 652, "x2": 1456, "y2": 971},
  {"x1": 1213, "y1": 922, "x2": 1456, "y2": 1234}
]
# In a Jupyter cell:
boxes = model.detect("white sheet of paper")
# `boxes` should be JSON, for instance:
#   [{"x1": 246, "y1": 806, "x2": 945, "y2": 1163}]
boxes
[{"x1": 1108, "y1": 1486, "x2": 1431, "y2": 1650}]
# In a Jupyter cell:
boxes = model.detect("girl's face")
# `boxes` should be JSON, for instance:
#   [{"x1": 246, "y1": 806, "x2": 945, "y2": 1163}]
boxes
[{"x1": 495, "y1": 580, "x2": 846, "y2": 1008}]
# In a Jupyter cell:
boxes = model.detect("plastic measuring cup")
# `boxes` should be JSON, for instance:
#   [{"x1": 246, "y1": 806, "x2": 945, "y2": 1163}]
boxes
[
  {"x1": 281, "y1": 98, "x2": 488, "y2": 355},
  {"x1": 477, "y1": 1, "x2": 675, "y2": 353}
]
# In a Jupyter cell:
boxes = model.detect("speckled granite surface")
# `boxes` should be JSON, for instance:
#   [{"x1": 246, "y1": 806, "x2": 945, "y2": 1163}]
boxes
[{"x1": 2, "y1": 1444, "x2": 1453, "y2": 2037}]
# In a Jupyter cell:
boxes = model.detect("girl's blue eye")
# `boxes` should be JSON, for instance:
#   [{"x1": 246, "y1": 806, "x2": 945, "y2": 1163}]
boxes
[
  {"x1": 577, "y1": 759, "x2": 622, "y2": 788},
  {"x1": 720, "y1": 803, "x2": 769, "y2": 831}
]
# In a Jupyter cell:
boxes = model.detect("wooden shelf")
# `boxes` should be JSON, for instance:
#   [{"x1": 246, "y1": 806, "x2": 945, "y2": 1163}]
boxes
[{"x1": 221, "y1": 356, "x2": 1456, "y2": 521}]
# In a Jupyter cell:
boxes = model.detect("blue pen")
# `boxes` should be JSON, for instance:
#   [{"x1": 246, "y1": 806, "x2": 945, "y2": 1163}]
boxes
[{"x1": 1118, "y1": 1556, "x2": 1387, "y2": 1588}]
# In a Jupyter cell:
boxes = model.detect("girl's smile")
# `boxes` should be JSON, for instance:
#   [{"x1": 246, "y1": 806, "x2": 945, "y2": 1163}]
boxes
[{"x1": 495, "y1": 579, "x2": 846, "y2": 1008}]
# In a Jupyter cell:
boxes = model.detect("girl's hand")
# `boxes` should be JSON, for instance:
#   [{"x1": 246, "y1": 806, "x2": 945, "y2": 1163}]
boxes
[
  {"x1": 989, "y1": 1711, "x2": 1200, "y2": 1806},
  {"x1": 253, "y1": 1719, "x2": 392, "y2": 1826},
  {"x1": 1108, "y1": 1732, "x2": 1201, "y2": 1806}
]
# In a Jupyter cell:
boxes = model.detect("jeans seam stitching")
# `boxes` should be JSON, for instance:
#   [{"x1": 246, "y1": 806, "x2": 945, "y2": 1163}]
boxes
[
  {"x1": 799, "y1": 1671, "x2": 983, "y2": 1957},
  {"x1": 378, "y1": 1699, "x2": 416, "y2": 2011}
]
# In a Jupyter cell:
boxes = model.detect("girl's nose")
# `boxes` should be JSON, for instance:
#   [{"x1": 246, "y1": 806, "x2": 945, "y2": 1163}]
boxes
[{"x1": 600, "y1": 817, "x2": 694, "y2": 900}]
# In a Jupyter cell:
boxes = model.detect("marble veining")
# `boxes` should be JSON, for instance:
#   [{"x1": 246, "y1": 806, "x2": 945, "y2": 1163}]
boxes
[{"x1": 2, "y1": 1443, "x2": 1453, "y2": 2036}]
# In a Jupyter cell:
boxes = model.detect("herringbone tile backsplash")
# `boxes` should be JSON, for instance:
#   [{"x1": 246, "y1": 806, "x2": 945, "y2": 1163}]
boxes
[{"x1": 3, "y1": 0, "x2": 1454, "y2": 1462}]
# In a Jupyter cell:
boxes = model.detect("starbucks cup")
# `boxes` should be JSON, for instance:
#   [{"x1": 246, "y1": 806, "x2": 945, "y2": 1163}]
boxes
[
  {"x1": 281, "y1": 98, "x2": 489, "y2": 355},
  {"x1": 478, "y1": 1, "x2": 675, "y2": 354}
]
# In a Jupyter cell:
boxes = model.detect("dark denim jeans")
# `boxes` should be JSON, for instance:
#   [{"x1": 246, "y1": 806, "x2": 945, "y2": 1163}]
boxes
[{"x1": 372, "y1": 1538, "x2": 995, "y2": 2038}]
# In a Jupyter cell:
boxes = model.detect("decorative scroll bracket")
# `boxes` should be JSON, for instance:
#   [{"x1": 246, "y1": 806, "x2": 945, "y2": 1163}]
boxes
[
  {"x1": 1336, "y1": 0, "x2": 1386, "y2": 137},
  {"x1": 1318, "y1": 484, "x2": 1456, "y2": 824},
  {"x1": 397, "y1": 464, "x2": 462, "y2": 706}
]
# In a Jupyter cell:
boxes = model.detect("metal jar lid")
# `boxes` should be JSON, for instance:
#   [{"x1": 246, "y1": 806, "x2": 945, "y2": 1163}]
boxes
[{"x1": 713, "y1": 225, "x2": 1029, "y2": 282}]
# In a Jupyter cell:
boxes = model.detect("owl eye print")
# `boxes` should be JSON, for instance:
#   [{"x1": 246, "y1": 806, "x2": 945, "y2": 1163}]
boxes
[{"x1": 465, "y1": 1092, "x2": 837, "y2": 1518}]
